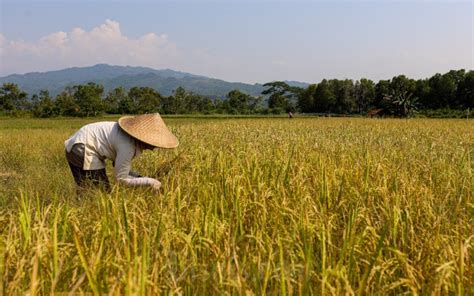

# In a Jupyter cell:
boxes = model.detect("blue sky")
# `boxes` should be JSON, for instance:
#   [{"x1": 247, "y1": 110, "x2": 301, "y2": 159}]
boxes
[{"x1": 0, "y1": 0, "x2": 472, "y2": 83}]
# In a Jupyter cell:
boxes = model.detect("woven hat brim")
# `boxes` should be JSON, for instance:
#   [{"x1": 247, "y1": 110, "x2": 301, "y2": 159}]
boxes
[{"x1": 118, "y1": 114, "x2": 179, "y2": 149}]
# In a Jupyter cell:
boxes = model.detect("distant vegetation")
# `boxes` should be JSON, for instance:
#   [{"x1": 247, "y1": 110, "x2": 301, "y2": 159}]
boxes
[{"x1": 0, "y1": 69, "x2": 472, "y2": 118}]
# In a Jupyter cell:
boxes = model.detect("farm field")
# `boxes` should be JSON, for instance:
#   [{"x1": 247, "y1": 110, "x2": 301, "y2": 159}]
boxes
[{"x1": 0, "y1": 116, "x2": 472, "y2": 295}]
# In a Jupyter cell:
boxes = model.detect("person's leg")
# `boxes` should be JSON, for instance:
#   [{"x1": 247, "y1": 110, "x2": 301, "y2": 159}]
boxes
[
  {"x1": 66, "y1": 144, "x2": 110, "y2": 193},
  {"x1": 67, "y1": 162, "x2": 84, "y2": 186},
  {"x1": 66, "y1": 144, "x2": 87, "y2": 192},
  {"x1": 86, "y1": 169, "x2": 111, "y2": 192},
  {"x1": 67, "y1": 161, "x2": 89, "y2": 195}
]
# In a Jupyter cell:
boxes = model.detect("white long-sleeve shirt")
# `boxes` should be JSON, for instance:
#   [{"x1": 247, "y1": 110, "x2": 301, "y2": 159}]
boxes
[{"x1": 64, "y1": 122, "x2": 158, "y2": 186}]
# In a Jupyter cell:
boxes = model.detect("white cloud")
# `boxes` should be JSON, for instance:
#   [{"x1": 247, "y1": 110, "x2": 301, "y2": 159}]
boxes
[{"x1": 0, "y1": 19, "x2": 181, "y2": 75}]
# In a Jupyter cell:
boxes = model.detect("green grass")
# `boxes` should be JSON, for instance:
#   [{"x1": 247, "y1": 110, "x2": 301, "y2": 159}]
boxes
[{"x1": 0, "y1": 117, "x2": 472, "y2": 294}]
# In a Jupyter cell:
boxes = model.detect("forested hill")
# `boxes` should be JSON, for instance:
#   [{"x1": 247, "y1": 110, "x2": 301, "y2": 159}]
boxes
[{"x1": 0, "y1": 64, "x2": 298, "y2": 97}]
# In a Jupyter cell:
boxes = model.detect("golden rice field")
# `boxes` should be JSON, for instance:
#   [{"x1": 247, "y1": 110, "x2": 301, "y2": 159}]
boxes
[{"x1": 0, "y1": 116, "x2": 472, "y2": 295}]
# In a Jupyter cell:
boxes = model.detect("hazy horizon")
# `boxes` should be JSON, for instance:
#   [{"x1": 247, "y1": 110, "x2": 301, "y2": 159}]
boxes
[{"x1": 1, "y1": 0, "x2": 472, "y2": 84}]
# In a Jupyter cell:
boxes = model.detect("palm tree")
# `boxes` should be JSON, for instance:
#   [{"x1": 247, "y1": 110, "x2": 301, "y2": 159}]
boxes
[{"x1": 382, "y1": 90, "x2": 418, "y2": 117}]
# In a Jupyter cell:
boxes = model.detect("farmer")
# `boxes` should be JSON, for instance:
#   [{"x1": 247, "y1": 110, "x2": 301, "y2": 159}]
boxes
[{"x1": 64, "y1": 113, "x2": 178, "y2": 192}]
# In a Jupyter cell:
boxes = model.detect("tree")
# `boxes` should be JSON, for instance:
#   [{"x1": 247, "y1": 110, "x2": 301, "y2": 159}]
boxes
[
  {"x1": 447, "y1": 69, "x2": 466, "y2": 108},
  {"x1": 214, "y1": 99, "x2": 230, "y2": 114},
  {"x1": 382, "y1": 91, "x2": 418, "y2": 117},
  {"x1": 331, "y1": 79, "x2": 355, "y2": 114},
  {"x1": 56, "y1": 89, "x2": 79, "y2": 116},
  {"x1": 159, "y1": 95, "x2": 174, "y2": 114},
  {"x1": 160, "y1": 87, "x2": 213, "y2": 114},
  {"x1": 313, "y1": 79, "x2": 336, "y2": 113},
  {"x1": 0, "y1": 83, "x2": 28, "y2": 112},
  {"x1": 73, "y1": 82, "x2": 105, "y2": 116},
  {"x1": 447, "y1": 69, "x2": 466, "y2": 85},
  {"x1": 262, "y1": 81, "x2": 301, "y2": 112},
  {"x1": 374, "y1": 80, "x2": 390, "y2": 108},
  {"x1": 414, "y1": 79, "x2": 431, "y2": 110},
  {"x1": 457, "y1": 70, "x2": 474, "y2": 109},
  {"x1": 128, "y1": 86, "x2": 162, "y2": 114},
  {"x1": 32, "y1": 90, "x2": 59, "y2": 117},
  {"x1": 390, "y1": 75, "x2": 416, "y2": 95},
  {"x1": 249, "y1": 95, "x2": 263, "y2": 112},
  {"x1": 182, "y1": 92, "x2": 203, "y2": 114},
  {"x1": 163, "y1": 87, "x2": 187, "y2": 114},
  {"x1": 227, "y1": 89, "x2": 248, "y2": 112},
  {"x1": 428, "y1": 73, "x2": 456, "y2": 109},
  {"x1": 354, "y1": 79, "x2": 375, "y2": 114},
  {"x1": 105, "y1": 87, "x2": 127, "y2": 114},
  {"x1": 375, "y1": 76, "x2": 419, "y2": 117},
  {"x1": 226, "y1": 89, "x2": 260, "y2": 114},
  {"x1": 298, "y1": 84, "x2": 317, "y2": 113},
  {"x1": 194, "y1": 95, "x2": 215, "y2": 113},
  {"x1": 117, "y1": 95, "x2": 136, "y2": 114}
]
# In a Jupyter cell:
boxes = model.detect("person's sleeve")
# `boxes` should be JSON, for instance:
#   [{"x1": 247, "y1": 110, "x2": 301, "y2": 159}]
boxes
[
  {"x1": 112, "y1": 161, "x2": 142, "y2": 177},
  {"x1": 128, "y1": 170, "x2": 142, "y2": 178},
  {"x1": 114, "y1": 142, "x2": 160, "y2": 187}
]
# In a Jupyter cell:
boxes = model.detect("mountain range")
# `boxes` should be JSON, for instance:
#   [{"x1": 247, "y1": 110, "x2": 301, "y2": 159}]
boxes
[{"x1": 0, "y1": 64, "x2": 309, "y2": 98}]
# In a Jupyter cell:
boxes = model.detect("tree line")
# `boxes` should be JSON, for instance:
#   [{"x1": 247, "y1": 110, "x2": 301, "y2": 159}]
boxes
[{"x1": 0, "y1": 69, "x2": 472, "y2": 118}]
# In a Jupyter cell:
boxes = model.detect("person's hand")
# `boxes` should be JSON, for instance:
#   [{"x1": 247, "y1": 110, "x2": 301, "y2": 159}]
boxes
[{"x1": 150, "y1": 179, "x2": 162, "y2": 192}]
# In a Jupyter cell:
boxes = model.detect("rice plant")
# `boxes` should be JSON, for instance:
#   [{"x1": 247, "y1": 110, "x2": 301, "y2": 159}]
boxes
[{"x1": 0, "y1": 117, "x2": 472, "y2": 294}]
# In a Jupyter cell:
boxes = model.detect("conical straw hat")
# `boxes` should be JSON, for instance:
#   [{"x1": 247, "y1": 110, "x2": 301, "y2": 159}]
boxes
[{"x1": 118, "y1": 113, "x2": 179, "y2": 148}]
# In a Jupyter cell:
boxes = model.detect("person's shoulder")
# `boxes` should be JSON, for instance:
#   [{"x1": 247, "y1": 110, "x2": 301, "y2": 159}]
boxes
[
  {"x1": 90, "y1": 121, "x2": 116, "y2": 126},
  {"x1": 114, "y1": 123, "x2": 135, "y2": 142},
  {"x1": 83, "y1": 121, "x2": 117, "y2": 129},
  {"x1": 76, "y1": 121, "x2": 117, "y2": 135}
]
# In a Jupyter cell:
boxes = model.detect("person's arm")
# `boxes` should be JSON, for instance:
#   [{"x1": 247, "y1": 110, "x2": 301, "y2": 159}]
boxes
[
  {"x1": 114, "y1": 142, "x2": 161, "y2": 190},
  {"x1": 113, "y1": 161, "x2": 142, "y2": 178}
]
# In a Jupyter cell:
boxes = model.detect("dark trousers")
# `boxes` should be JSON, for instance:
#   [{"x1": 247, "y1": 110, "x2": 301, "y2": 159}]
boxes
[
  {"x1": 66, "y1": 143, "x2": 110, "y2": 192},
  {"x1": 67, "y1": 162, "x2": 111, "y2": 192}
]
